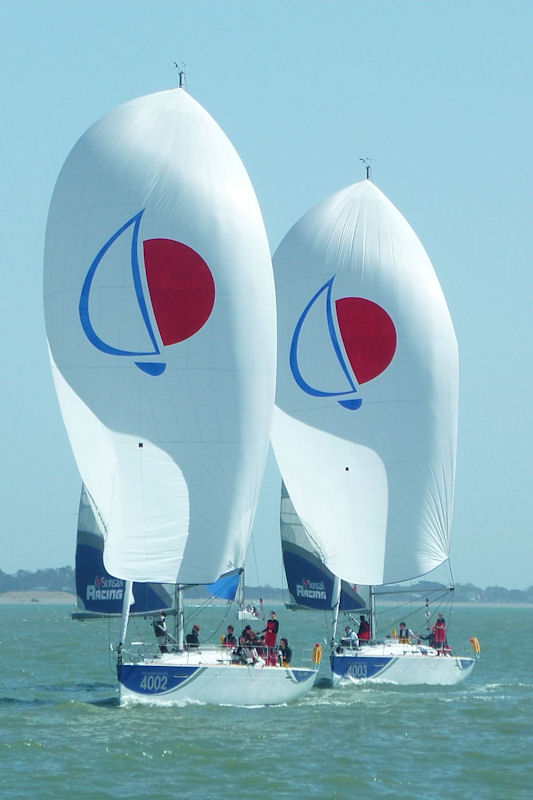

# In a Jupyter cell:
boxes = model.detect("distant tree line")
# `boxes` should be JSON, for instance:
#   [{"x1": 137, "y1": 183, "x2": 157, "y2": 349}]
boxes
[
  {"x1": 373, "y1": 580, "x2": 533, "y2": 604},
  {"x1": 0, "y1": 568, "x2": 532, "y2": 603},
  {"x1": 0, "y1": 566, "x2": 75, "y2": 593}
]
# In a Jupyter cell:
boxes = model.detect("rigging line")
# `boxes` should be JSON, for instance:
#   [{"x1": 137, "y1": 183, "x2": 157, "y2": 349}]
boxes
[
  {"x1": 380, "y1": 596, "x2": 421, "y2": 615},
  {"x1": 387, "y1": 606, "x2": 423, "y2": 631},
  {"x1": 248, "y1": 528, "x2": 260, "y2": 590},
  {"x1": 323, "y1": 608, "x2": 333, "y2": 645},
  {"x1": 107, "y1": 613, "x2": 114, "y2": 672},
  {"x1": 448, "y1": 560, "x2": 456, "y2": 586},
  {"x1": 447, "y1": 562, "x2": 457, "y2": 623},
  {"x1": 208, "y1": 601, "x2": 234, "y2": 643},
  {"x1": 375, "y1": 596, "x2": 419, "y2": 620},
  {"x1": 184, "y1": 592, "x2": 235, "y2": 644},
  {"x1": 425, "y1": 586, "x2": 455, "y2": 635},
  {"x1": 279, "y1": 549, "x2": 287, "y2": 600},
  {"x1": 426, "y1": 588, "x2": 454, "y2": 606}
]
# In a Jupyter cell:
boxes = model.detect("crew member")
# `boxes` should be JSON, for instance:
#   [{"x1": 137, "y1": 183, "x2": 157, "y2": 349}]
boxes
[
  {"x1": 358, "y1": 615, "x2": 371, "y2": 641},
  {"x1": 186, "y1": 623, "x2": 200, "y2": 648},
  {"x1": 262, "y1": 611, "x2": 279, "y2": 665},
  {"x1": 341, "y1": 625, "x2": 359, "y2": 648},
  {"x1": 398, "y1": 621, "x2": 417, "y2": 643},
  {"x1": 433, "y1": 613, "x2": 447, "y2": 651},
  {"x1": 278, "y1": 637, "x2": 292, "y2": 667},
  {"x1": 223, "y1": 625, "x2": 237, "y2": 647},
  {"x1": 153, "y1": 611, "x2": 169, "y2": 653}
]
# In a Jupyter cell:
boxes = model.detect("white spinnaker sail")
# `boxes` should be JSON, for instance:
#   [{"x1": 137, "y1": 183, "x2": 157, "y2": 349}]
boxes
[
  {"x1": 44, "y1": 88, "x2": 276, "y2": 585},
  {"x1": 272, "y1": 180, "x2": 458, "y2": 586}
]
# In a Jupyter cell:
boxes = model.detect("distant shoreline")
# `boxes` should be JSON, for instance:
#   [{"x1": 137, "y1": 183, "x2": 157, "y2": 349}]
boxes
[
  {"x1": 0, "y1": 590, "x2": 531, "y2": 608},
  {"x1": 0, "y1": 591, "x2": 76, "y2": 605},
  {"x1": 0, "y1": 590, "x2": 282, "y2": 606}
]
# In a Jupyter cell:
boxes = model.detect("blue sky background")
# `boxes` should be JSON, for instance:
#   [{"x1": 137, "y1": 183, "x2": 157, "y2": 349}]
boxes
[{"x1": 1, "y1": 1, "x2": 531, "y2": 589}]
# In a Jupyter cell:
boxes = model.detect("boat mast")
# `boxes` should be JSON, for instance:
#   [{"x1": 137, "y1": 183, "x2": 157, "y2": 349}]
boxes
[
  {"x1": 176, "y1": 585, "x2": 185, "y2": 650},
  {"x1": 359, "y1": 156, "x2": 373, "y2": 181},
  {"x1": 238, "y1": 568, "x2": 245, "y2": 613},
  {"x1": 369, "y1": 585, "x2": 378, "y2": 639},
  {"x1": 117, "y1": 579, "x2": 133, "y2": 662},
  {"x1": 330, "y1": 574, "x2": 341, "y2": 648},
  {"x1": 173, "y1": 60, "x2": 187, "y2": 89}
]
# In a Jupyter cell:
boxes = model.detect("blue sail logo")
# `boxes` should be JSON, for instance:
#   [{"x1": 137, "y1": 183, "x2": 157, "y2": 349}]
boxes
[
  {"x1": 79, "y1": 210, "x2": 215, "y2": 376},
  {"x1": 290, "y1": 276, "x2": 397, "y2": 409}
]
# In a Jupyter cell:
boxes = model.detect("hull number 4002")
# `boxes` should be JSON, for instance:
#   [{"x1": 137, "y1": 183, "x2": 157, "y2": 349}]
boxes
[{"x1": 140, "y1": 673, "x2": 168, "y2": 692}]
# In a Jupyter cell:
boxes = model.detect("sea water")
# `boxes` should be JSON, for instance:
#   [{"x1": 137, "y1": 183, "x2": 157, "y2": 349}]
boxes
[{"x1": 0, "y1": 603, "x2": 531, "y2": 799}]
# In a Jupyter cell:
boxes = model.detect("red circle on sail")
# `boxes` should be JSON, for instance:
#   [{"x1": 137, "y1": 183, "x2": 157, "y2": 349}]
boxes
[
  {"x1": 335, "y1": 297, "x2": 396, "y2": 384},
  {"x1": 143, "y1": 239, "x2": 215, "y2": 346}
]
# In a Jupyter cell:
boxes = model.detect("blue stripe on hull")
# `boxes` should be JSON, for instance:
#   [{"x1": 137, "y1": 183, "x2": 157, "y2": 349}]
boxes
[
  {"x1": 331, "y1": 654, "x2": 394, "y2": 681},
  {"x1": 291, "y1": 668, "x2": 316, "y2": 683},
  {"x1": 117, "y1": 663, "x2": 204, "y2": 696}
]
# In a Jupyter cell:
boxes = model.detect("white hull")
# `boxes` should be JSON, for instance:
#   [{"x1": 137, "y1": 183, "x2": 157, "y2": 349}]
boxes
[
  {"x1": 117, "y1": 646, "x2": 316, "y2": 706},
  {"x1": 235, "y1": 609, "x2": 260, "y2": 621},
  {"x1": 330, "y1": 641, "x2": 475, "y2": 686}
]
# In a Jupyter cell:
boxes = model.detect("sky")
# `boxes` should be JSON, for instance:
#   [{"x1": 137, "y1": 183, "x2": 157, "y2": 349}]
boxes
[{"x1": 1, "y1": 1, "x2": 531, "y2": 590}]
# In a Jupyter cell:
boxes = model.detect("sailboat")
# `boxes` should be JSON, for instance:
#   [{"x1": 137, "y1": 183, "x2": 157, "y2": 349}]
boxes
[
  {"x1": 43, "y1": 78, "x2": 317, "y2": 705},
  {"x1": 234, "y1": 570, "x2": 262, "y2": 621},
  {"x1": 271, "y1": 174, "x2": 476, "y2": 685}
]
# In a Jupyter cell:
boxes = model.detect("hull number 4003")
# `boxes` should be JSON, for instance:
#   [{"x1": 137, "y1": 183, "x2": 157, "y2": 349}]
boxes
[{"x1": 347, "y1": 662, "x2": 368, "y2": 679}]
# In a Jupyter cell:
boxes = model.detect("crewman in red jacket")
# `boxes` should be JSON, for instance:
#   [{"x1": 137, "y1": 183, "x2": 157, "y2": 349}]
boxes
[
  {"x1": 433, "y1": 613, "x2": 447, "y2": 651},
  {"x1": 357, "y1": 615, "x2": 371, "y2": 641},
  {"x1": 262, "y1": 611, "x2": 279, "y2": 665}
]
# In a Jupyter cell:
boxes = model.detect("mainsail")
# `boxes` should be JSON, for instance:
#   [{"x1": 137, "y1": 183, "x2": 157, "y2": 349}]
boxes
[
  {"x1": 272, "y1": 179, "x2": 458, "y2": 588},
  {"x1": 281, "y1": 482, "x2": 366, "y2": 611},
  {"x1": 74, "y1": 484, "x2": 174, "y2": 618},
  {"x1": 44, "y1": 87, "x2": 276, "y2": 588}
]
